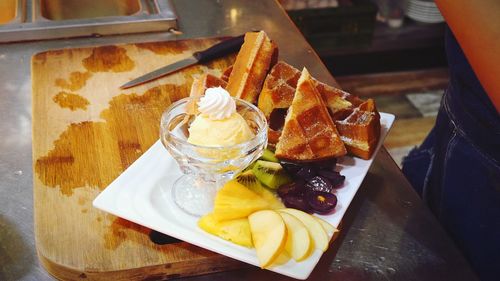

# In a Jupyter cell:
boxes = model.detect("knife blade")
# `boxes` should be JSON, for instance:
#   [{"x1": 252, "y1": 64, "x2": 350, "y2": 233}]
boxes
[{"x1": 120, "y1": 34, "x2": 246, "y2": 89}]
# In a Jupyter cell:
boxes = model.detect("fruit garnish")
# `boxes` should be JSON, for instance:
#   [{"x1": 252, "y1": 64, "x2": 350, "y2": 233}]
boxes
[
  {"x1": 317, "y1": 170, "x2": 345, "y2": 188},
  {"x1": 277, "y1": 180, "x2": 306, "y2": 198},
  {"x1": 252, "y1": 160, "x2": 292, "y2": 189},
  {"x1": 280, "y1": 160, "x2": 302, "y2": 175},
  {"x1": 275, "y1": 158, "x2": 344, "y2": 215},
  {"x1": 260, "y1": 148, "x2": 279, "y2": 163},
  {"x1": 282, "y1": 194, "x2": 312, "y2": 213},
  {"x1": 313, "y1": 216, "x2": 338, "y2": 237},
  {"x1": 213, "y1": 180, "x2": 271, "y2": 221},
  {"x1": 198, "y1": 213, "x2": 253, "y2": 247},
  {"x1": 296, "y1": 166, "x2": 317, "y2": 180},
  {"x1": 306, "y1": 175, "x2": 333, "y2": 193},
  {"x1": 279, "y1": 212, "x2": 311, "y2": 261},
  {"x1": 305, "y1": 191, "x2": 337, "y2": 215},
  {"x1": 310, "y1": 158, "x2": 337, "y2": 170},
  {"x1": 235, "y1": 170, "x2": 284, "y2": 209},
  {"x1": 249, "y1": 210, "x2": 287, "y2": 268},
  {"x1": 278, "y1": 208, "x2": 330, "y2": 252}
]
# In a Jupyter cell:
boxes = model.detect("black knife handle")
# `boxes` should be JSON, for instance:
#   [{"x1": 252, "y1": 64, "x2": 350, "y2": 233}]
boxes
[{"x1": 193, "y1": 34, "x2": 246, "y2": 63}]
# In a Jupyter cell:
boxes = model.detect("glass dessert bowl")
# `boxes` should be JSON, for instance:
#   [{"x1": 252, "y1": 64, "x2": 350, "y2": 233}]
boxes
[{"x1": 160, "y1": 94, "x2": 268, "y2": 216}]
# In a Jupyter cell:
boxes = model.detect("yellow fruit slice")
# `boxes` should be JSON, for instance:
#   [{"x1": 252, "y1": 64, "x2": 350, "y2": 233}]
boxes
[
  {"x1": 313, "y1": 216, "x2": 338, "y2": 237},
  {"x1": 248, "y1": 210, "x2": 287, "y2": 268},
  {"x1": 279, "y1": 212, "x2": 311, "y2": 261},
  {"x1": 198, "y1": 213, "x2": 253, "y2": 247},
  {"x1": 268, "y1": 251, "x2": 291, "y2": 267},
  {"x1": 278, "y1": 208, "x2": 329, "y2": 252},
  {"x1": 213, "y1": 180, "x2": 271, "y2": 221},
  {"x1": 234, "y1": 170, "x2": 285, "y2": 209}
]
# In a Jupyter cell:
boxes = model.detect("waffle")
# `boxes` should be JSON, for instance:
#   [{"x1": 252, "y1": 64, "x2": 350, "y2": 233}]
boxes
[
  {"x1": 225, "y1": 31, "x2": 278, "y2": 104},
  {"x1": 221, "y1": 65, "x2": 233, "y2": 82},
  {"x1": 258, "y1": 61, "x2": 380, "y2": 159},
  {"x1": 258, "y1": 61, "x2": 362, "y2": 119},
  {"x1": 187, "y1": 73, "x2": 227, "y2": 114},
  {"x1": 275, "y1": 68, "x2": 347, "y2": 161},
  {"x1": 332, "y1": 99, "x2": 381, "y2": 160},
  {"x1": 257, "y1": 61, "x2": 300, "y2": 120}
]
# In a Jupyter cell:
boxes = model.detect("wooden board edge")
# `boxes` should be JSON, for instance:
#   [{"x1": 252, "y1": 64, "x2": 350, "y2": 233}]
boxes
[{"x1": 37, "y1": 247, "x2": 248, "y2": 281}]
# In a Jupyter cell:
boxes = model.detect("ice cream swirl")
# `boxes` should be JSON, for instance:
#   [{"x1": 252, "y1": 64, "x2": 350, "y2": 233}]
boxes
[{"x1": 197, "y1": 87, "x2": 236, "y2": 120}]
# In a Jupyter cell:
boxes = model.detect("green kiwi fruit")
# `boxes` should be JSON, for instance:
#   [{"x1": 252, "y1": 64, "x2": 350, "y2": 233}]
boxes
[
  {"x1": 234, "y1": 170, "x2": 284, "y2": 209},
  {"x1": 235, "y1": 170, "x2": 262, "y2": 190},
  {"x1": 259, "y1": 148, "x2": 279, "y2": 163},
  {"x1": 243, "y1": 161, "x2": 256, "y2": 172},
  {"x1": 252, "y1": 160, "x2": 291, "y2": 190}
]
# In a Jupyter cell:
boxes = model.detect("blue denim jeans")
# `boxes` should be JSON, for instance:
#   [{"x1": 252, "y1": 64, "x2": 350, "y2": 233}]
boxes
[{"x1": 402, "y1": 27, "x2": 500, "y2": 281}]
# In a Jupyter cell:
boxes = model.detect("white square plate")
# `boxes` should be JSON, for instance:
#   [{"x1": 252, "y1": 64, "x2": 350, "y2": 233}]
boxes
[{"x1": 93, "y1": 113, "x2": 395, "y2": 280}]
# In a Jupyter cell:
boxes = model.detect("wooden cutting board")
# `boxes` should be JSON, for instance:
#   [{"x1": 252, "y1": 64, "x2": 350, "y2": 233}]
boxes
[{"x1": 32, "y1": 38, "x2": 244, "y2": 280}]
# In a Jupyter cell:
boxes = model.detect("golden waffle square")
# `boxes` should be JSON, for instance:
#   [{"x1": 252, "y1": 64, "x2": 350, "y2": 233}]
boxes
[
  {"x1": 225, "y1": 31, "x2": 278, "y2": 104},
  {"x1": 275, "y1": 68, "x2": 347, "y2": 161},
  {"x1": 332, "y1": 99, "x2": 381, "y2": 159}
]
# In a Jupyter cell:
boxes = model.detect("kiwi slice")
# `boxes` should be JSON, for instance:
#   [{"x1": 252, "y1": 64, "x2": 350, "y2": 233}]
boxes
[
  {"x1": 252, "y1": 160, "x2": 292, "y2": 190},
  {"x1": 235, "y1": 170, "x2": 284, "y2": 209},
  {"x1": 235, "y1": 170, "x2": 262, "y2": 190},
  {"x1": 243, "y1": 161, "x2": 256, "y2": 172},
  {"x1": 259, "y1": 148, "x2": 279, "y2": 163}
]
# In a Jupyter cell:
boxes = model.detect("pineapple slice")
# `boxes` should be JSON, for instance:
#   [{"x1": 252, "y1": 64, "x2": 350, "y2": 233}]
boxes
[
  {"x1": 198, "y1": 213, "x2": 253, "y2": 247},
  {"x1": 213, "y1": 180, "x2": 271, "y2": 221},
  {"x1": 235, "y1": 170, "x2": 285, "y2": 210}
]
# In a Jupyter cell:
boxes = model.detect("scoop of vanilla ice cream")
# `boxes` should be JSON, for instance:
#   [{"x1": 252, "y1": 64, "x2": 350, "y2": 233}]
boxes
[{"x1": 187, "y1": 87, "x2": 254, "y2": 147}]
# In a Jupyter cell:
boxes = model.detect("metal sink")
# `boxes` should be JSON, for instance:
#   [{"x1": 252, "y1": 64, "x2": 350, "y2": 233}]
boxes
[
  {"x1": 0, "y1": 0, "x2": 24, "y2": 25},
  {"x1": 0, "y1": 0, "x2": 177, "y2": 42},
  {"x1": 39, "y1": 0, "x2": 142, "y2": 21}
]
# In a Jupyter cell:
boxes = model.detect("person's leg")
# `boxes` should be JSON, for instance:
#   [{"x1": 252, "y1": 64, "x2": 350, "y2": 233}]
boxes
[{"x1": 437, "y1": 131, "x2": 500, "y2": 281}]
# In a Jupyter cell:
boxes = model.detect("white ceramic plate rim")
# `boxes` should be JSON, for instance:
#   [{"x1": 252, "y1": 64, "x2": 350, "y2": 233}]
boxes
[{"x1": 93, "y1": 112, "x2": 395, "y2": 280}]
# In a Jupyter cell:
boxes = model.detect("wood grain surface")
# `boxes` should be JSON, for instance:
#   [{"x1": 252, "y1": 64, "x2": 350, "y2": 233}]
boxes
[{"x1": 31, "y1": 38, "x2": 243, "y2": 280}]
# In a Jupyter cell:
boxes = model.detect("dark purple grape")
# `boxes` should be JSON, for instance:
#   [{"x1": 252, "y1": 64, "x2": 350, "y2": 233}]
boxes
[
  {"x1": 318, "y1": 170, "x2": 345, "y2": 188},
  {"x1": 311, "y1": 158, "x2": 337, "y2": 170},
  {"x1": 306, "y1": 175, "x2": 333, "y2": 193},
  {"x1": 331, "y1": 174, "x2": 345, "y2": 188},
  {"x1": 306, "y1": 191, "x2": 337, "y2": 214},
  {"x1": 317, "y1": 169, "x2": 339, "y2": 180},
  {"x1": 277, "y1": 180, "x2": 306, "y2": 198},
  {"x1": 280, "y1": 161, "x2": 302, "y2": 175},
  {"x1": 282, "y1": 194, "x2": 312, "y2": 213},
  {"x1": 297, "y1": 166, "x2": 317, "y2": 180}
]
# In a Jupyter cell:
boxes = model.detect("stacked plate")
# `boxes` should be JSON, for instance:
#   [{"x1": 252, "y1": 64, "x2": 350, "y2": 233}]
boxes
[{"x1": 406, "y1": 0, "x2": 444, "y2": 23}]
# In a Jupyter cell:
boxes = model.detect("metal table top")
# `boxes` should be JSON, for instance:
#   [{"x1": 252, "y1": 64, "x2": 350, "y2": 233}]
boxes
[{"x1": 0, "y1": 0, "x2": 477, "y2": 280}]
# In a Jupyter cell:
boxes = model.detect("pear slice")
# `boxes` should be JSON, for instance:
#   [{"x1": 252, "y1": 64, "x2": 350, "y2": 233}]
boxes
[
  {"x1": 313, "y1": 216, "x2": 338, "y2": 237},
  {"x1": 268, "y1": 250, "x2": 291, "y2": 267},
  {"x1": 248, "y1": 210, "x2": 287, "y2": 268},
  {"x1": 278, "y1": 208, "x2": 329, "y2": 252},
  {"x1": 279, "y1": 212, "x2": 311, "y2": 261}
]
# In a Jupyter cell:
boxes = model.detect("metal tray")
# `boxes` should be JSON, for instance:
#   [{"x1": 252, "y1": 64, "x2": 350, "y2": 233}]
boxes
[
  {"x1": 0, "y1": 0, "x2": 177, "y2": 42},
  {"x1": 0, "y1": 0, "x2": 25, "y2": 25}
]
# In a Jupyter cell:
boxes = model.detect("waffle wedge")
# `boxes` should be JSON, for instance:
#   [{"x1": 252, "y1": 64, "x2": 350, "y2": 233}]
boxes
[
  {"x1": 226, "y1": 31, "x2": 278, "y2": 104},
  {"x1": 258, "y1": 61, "x2": 362, "y2": 120},
  {"x1": 332, "y1": 99, "x2": 381, "y2": 160},
  {"x1": 275, "y1": 68, "x2": 347, "y2": 161},
  {"x1": 258, "y1": 62, "x2": 380, "y2": 159},
  {"x1": 221, "y1": 65, "x2": 233, "y2": 82}
]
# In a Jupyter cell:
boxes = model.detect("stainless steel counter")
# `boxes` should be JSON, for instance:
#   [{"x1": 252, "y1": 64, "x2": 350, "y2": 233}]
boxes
[{"x1": 0, "y1": 0, "x2": 478, "y2": 280}]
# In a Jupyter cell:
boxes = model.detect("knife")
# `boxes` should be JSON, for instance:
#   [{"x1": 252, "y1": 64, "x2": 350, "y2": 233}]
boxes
[{"x1": 120, "y1": 34, "x2": 246, "y2": 89}]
